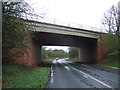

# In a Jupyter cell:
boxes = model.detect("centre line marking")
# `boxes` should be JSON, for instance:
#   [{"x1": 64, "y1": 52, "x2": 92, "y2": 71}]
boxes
[
  {"x1": 64, "y1": 66, "x2": 70, "y2": 71},
  {"x1": 84, "y1": 74, "x2": 88, "y2": 78}
]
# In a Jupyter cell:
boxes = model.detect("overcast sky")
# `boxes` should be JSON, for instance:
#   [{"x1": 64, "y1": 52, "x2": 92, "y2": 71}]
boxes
[{"x1": 25, "y1": 0, "x2": 119, "y2": 51}]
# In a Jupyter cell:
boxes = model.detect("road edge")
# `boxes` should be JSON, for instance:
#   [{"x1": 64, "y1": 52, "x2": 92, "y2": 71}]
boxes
[
  {"x1": 46, "y1": 65, "x2": 53, "y2": 88},
  {"x1": 89, "y1": 64, "x2": 120, "y2": 74}
]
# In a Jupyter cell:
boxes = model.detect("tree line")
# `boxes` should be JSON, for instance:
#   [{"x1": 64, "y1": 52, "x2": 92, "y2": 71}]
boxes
[
  {"x1": 41, "y1": 47, "x2": 69, "y2": 60},
  {"x1": 41, "y1": 47, "x2": 78, "y2": 61}
]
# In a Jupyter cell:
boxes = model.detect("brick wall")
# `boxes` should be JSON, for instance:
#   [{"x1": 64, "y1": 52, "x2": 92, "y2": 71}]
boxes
[
  {"x1": 97, "y1": 34, "x2": 108, "y2": 62},
  {"x1": 9, "y1": 35, "x2": 40, "y2": 66}
]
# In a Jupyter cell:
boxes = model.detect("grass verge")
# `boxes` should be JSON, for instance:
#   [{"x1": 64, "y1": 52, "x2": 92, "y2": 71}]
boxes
[
  {"x1": 2, "y1": 64, "x2": 50, "y2": 88},
  {"x1": 97, "y1": 56, "x2": 120, "y2": 68},
  {"x1": 69, "y1": 57, "x2": 79, "y2": 62},
  {"x1": 97, "y1": 60, "x2": 119, "y2": 68},
  {"x1": 43, "y1": 58, "x2": 54, "y2": 63}
]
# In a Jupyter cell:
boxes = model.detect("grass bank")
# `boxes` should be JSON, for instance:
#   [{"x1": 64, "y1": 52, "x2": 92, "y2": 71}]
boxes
[
  {"x1": 2, "y1": 64, "x2": 50, "y2": 88},
  {"x1": 69, "y1": 57, "x2": 79, "y2": 62},
  {"x1": 43, "y1": 58, "x2": 54, "y2": 63},
  {"x1": 97, "y1": 56, "x2": 119, "y2": 68}
]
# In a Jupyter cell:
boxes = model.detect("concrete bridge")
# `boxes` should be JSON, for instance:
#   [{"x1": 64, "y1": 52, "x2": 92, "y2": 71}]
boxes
[{"x1": 18, "y1": 20, "x2": 105, "y2": 66}]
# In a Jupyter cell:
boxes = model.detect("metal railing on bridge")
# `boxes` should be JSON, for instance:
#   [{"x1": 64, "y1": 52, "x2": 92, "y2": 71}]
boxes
[{"x1": 27, "y1": 17, "x2": 106, "y2": 33}]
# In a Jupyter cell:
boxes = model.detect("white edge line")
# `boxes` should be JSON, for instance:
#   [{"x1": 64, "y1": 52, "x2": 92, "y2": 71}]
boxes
[
  {"x1": 68, "y1": 65, "x2": 115, "y2": 90},
  {"x1": 81, "y1": 64, "x2": 91, "y2": 68},
  {"x1": 51, "y1": 77, "x2": 53, "y2": 83},
  {"x1": 50, "y1": 66, "x2": 54, "y2": 83},
  {"x1": 51, "y1": 66, "x2": 53, "y2": 70}
]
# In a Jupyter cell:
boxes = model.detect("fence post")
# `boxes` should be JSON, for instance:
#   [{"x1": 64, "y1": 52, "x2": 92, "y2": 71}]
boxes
[
  {"x1": 81, "y1": 25, "x2": 82, "y2": 29},
  {"x1": 91, "y1": 27, "x2": 93, "y2": 31},
  {"x1": 68, "y1": 22, "x2": 70, "y2": 27},
  {"x1": 54, "y1": 19, "x2": 55, "y2": 24},
  {"x1": 100, "y1": 28, "x2": 102, "y2": 33}
]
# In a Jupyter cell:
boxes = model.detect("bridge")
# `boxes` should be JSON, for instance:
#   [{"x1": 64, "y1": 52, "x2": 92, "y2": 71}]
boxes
[
  {"x1": 26, "y1": 19, "x2": 104, "y2": 65},
  {"x1": 17, "y1": 19, "x2": 106, "y2": 66}
]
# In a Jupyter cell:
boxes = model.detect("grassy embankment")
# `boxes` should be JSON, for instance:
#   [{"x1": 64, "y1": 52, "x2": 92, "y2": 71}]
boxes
[
  {"x1": 3, "y1": 64, "x2": 50, "y2": 88},
  {"x1": 43, "y1": 58, "x2": 54, "y2": 63},
  {"x1": 69, "y1": 57, "x2": 79, "y2": 62},
  {"x1": 97, "y1": 57, "x2": 120, "y2": 68},
  {"x1": 69, "y1": 56, "x2": 119, "y2": 68},
  {"x1": 97, "y1": 33, "x2": 120, "y2": 68},
  {"x1": 98, "y1": 60, "x2": 120, "y2": 68}
]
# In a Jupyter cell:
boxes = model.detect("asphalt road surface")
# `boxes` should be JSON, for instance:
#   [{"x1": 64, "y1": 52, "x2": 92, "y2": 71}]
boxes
[{"x1": 48, "y1": 58, "x2": 119, "y2": 89}]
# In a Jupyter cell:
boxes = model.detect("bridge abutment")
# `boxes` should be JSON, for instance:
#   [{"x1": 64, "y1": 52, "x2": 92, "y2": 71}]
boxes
[{"x1": 77, "y1": 41, "x2": 98, "y2": 63}]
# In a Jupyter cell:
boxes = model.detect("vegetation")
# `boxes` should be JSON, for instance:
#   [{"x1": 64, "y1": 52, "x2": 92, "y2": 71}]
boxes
[
  {"x1": 2, "y1": 1, "x2": 51, "y2": 89},
  {"x1": 69, "y1": 57, "x2": 79, "y2": 62},
  {"x1": 98, "y1": 58, "x2": 119, "y2": 69},
  {"x1": 41, "y1": 47, "x2": 80, "y2": 63},
  {"x1": 2, "y1": 65, "x2": 50, "y2": 88},
  {"x1": 68, "y1": 47, "x2": 79, "y2": 62},
  {"x1": 101, "y1": 32, "x2": 119, "y2": 56},
  {"x1": 98, "y1": 24, "x2": 120, "y2": 68},
  {"x1": 102, "y1": 3, "x2": 119, "y2": 34},
  {"x1": 2, "y1": 1, "x2": 35, "y2": 64},
  {"x1": 41, "y1": 47, "x2": 68, "y2": 63},
  {"x1": 98, "y1": 58, "x2": 119, "y2": 68},
  {"x1": 69, "y1": 47, "x2": 78, "y2": 58},
  {"x1": 43, "y1": 58, "x2": 55, "y2": 63},
  {"x1": 100, "y1": 2, "x2": 120, "y2": 68},
  {"x1": 99, "y1": 29, "x2": 119, "y2": 68}
]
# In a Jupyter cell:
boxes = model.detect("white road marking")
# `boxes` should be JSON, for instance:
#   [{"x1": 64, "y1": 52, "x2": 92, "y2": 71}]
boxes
[
  {"x1": 51, "y1": 70, "x2": 53, "y2": 73},
  {"x1": 84, "y1": 74, "x2": 88, "y2": 78},
  {"x1": 51, "y1": 77, "x2": 54, "y2": 83},
  {"x1": 51, "y1": 66, "x2": 53, "y2": 70},
  {"x1": 64, "y1": 66, "x2": 70, "y2": 71},
  {"x1": 81, "y1": 64, "x2": 91, "y2": 68},
  {"x1": 50, "y1": 66, "x2": 54, "y2": 83},
  {"x1": 51, "y1": 73, "x2": 53, "y2": 77},
  {"x1": 67, "y1": 64, "x2": 116, "y2": 90},
  {"x1": 51, "y1": 69, "x2": 53, "y2": 76}
]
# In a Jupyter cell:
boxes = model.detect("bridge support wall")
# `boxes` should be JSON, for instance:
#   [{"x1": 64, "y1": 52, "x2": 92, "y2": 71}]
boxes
[
  {"x1": 9, "y1": 35, "x2": 41, "y2": 66},
  {"x1": 78, "y1": 41, "x2": 98, "y2": 63},
  {"x1": 97, "y1": 35, "x2": 108, "y2": 62}
]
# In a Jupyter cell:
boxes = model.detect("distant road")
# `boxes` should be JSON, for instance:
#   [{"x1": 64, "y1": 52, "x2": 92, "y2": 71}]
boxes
[{"x1": 48, "y1": 59, "x2": 119, "y2": 89}]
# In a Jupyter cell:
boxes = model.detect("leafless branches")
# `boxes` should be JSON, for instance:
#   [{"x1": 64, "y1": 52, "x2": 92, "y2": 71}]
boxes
[{"x1": 102, "y1": 2, "x2": 120, "y2": 34}]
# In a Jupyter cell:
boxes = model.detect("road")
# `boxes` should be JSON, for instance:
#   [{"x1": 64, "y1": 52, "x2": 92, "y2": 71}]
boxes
[{"x1": 48, "y1": 58, "x2": 119, "y2": 89}]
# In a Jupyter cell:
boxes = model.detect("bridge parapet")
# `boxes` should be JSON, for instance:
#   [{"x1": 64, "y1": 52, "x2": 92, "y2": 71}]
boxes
[
  {"x1": 26, "y1": 18, "x2": 105, "y2": 33},
  {"x1": 26, "y1": 20, "x2": 102, "y2": 39}
]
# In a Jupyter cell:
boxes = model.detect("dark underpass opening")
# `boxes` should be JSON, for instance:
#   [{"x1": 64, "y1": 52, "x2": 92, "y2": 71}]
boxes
[{"x1": 35, "y1": 32, "x2": 98, "y2": 66}]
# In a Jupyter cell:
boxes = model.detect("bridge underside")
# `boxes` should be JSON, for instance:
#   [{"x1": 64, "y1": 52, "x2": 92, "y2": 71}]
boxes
[{"x1": 34, "y1": 32, "x2": 98, "y2": 63}]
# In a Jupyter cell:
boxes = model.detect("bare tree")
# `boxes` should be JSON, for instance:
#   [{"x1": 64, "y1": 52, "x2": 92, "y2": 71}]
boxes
[{"x1": 102, "y1": 2, "x2": 120, "y2": 34}]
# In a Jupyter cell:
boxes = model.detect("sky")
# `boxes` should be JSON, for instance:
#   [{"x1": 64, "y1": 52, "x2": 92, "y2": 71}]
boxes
[
  {"x1": 25, "y1": 0, "x2": 119, "y2": 52},
  {"x1": 43, "y1": 46, "x2": 70, "y2": 53}
]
